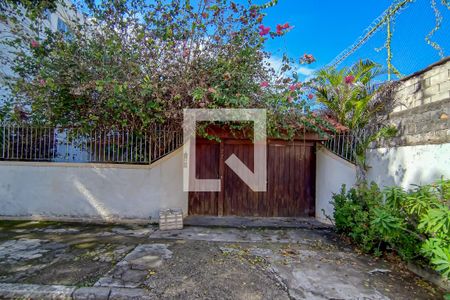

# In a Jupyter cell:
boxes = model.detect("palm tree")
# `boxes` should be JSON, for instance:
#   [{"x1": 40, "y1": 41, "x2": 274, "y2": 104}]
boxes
[
  {"x1": 313, "y1": 60, "x2": 397, "y2": 179},
  {"x1": 314, "y1": 59, "x2": 386, "y2": 130}
]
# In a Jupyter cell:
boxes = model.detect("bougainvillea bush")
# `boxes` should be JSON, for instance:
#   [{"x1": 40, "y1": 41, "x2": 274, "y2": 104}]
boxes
[
  {"x1": 1, "y1": 0, "x2": 332, "y2": 137},
  {"x1": 333, "y1": 179, "x2": 450, "y2": 279}
]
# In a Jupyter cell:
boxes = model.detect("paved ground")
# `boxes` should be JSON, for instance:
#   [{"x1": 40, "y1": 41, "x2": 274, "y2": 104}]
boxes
[
  {"x1": 0, "y1": 220, "x2": 446, "y2": 299},
  {"x1": 183, "y1": 216, "x2": 332, "y2": 229}
]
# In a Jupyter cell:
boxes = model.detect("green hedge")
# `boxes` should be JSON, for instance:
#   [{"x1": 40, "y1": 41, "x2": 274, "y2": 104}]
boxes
[{"x1": 332, "y1": 179, "x2": 450, "y2": 279}]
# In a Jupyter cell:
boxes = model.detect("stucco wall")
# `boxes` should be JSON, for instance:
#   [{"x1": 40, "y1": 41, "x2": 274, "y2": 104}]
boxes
[
  {"x1": 0, "y1": 148, "x2": 187, "y2": 223},
  {"x1": 366, "y1": 143, "x2": 450, "y2": 190},
  {"x1": 315, "y1": 146, "x2": 357, "y2": 223},
  {"x1": 366, "y1": 59, "x2": 450, "y2": 190}
]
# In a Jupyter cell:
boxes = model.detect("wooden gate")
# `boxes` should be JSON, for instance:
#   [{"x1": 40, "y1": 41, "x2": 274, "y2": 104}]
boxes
[{"x1": 188, "y1": 138, "x2": 316, "y2": 217}]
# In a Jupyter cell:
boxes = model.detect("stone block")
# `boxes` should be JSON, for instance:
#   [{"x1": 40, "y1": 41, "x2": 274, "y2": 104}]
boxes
[
  {"x1": 0, "y1": 283, "x2": 75, "y2": 300},
  {"x1": 423, "y1": 85, "x2": 440, "y2": 98},
  {"x1": 405, "y1": 135, "x2": 420, "y2": 145},
  {"x1": 439, "y1": 81, "x2": 450, "y2": 93},
  {"x1": 414, "y1": 98, "x2": 425, "y2": 107},
  {"x1": 72, "y1": 287, "x2": 111, "y2": 300},
  {"x1": 419, "y1": 77, "x2": 432, "y2": 89},
  {"x1": 434, "y1": 129, "x2": 449, "y2": 142},
  {"x1": 423, "y1": 65, "x2": 444, "y2": 79},
  {"x1": 403, "y1": 76, "x2": 420, "y2": 87},
  {"x1": 405, "y1": 123, "x2": 416, "y2": 135},
  {"x1": 109, "y1": 288, "x2": 153, "y2": 300},
  {"x1": 432, "y1": 91, "x2": 450, "y2": 103},
  {"x1": 430, "y1": 71, "x2": 449, "y2": 86}
]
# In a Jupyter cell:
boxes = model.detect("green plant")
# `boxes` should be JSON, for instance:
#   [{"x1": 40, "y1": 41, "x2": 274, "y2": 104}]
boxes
[
  {"x1": 333, "y1": 178, "x2": 450, "y2": 279},
  {"x1": 314, "y1": 60, "x2": 388, "y2": 131},
  {"x1": 354, "y1": 125, "x2": 397, "y2": 170},
  {"x1": 1, "y1": 0, "x2": 333, "y2": 138},
  {"x1": 313, "y1": 60, "x2": 398, "y2": 179}
]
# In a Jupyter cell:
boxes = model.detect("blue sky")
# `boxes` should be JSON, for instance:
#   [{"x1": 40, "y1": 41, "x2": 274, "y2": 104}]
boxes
[{"x1": 259, "y1": 0, "x2": 450, "y2": 79}]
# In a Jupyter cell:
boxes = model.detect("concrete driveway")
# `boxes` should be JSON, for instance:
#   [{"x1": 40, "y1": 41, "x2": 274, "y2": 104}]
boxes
[{"x1": 0, "y1": 220, "x2": 445, "y2": 299}]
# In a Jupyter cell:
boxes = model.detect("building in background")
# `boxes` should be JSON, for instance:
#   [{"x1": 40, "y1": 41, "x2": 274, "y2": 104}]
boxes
[{"x1": 0, "y1": 0, "x2": 77, "y2": 103}]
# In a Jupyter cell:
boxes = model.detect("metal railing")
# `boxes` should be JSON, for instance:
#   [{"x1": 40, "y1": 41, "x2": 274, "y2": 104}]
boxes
[
  {"x1": 0, "y1": 124, "x2": 183, "y2": 164},
  {"x1": 323, "y1": 133, "x2": 357, "y2": 163},
  {"x1": 323, "y1": 127, "x2": 383, "y2": 163}
]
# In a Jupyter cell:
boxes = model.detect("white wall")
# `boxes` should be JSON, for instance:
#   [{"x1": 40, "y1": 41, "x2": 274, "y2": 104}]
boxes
[
  {"x1": 366, "y1": 143, "x2": 450, "y2": 190},
  {"x1": 0, "y1": 148, "x2": 187, "y2": 223},
  {"x1": 315, "y1": 146, "x2": 357, "y2": 223}
]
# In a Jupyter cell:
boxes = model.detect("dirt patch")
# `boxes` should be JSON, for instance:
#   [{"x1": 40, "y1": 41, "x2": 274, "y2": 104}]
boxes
[
  {"x1": 22, "y1": 258, "x2": 111, "y2": 287},
  {"x1": 143, "y1": 240, "x2": 289, "y2": 300}
]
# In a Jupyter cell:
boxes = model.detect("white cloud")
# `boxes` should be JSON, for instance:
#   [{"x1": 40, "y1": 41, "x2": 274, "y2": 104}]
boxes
[
  {"x1": 297, "y1": 66, "x2": 315, "y2": 76},
  {"x1": 266, "y1": 55, "x2": 316, "y2": 80},
  {"x1": 266, "y1": 55, "x2": 284, "y2": 73}
]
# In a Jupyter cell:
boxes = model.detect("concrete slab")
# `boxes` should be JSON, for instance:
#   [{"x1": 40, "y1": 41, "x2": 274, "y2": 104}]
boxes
[
  {"x1": 109, "y1": 287, "x2": 153, "y2": 299},
  {"x1": 183, "y1": 216, "x2": 332, "y2": 229},
  {"x1": 95, "y1": 244, "x2": 172, "y2": 288},
  {"x1": 72, "y1": 287, "x2": 111, "y2": 300},
  {"x1": 0, "y1": 238, "x2": 49, "y2": 262},
  {"x1": 149, "y1": 226, "x2": 339, "y2": 245},
  {"x1": 0, "y1": 283, "x2": 75, "y2": 300}
]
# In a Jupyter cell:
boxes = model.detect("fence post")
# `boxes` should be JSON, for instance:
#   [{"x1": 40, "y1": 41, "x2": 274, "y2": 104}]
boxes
[
  {"x1": 149, "y1": 131, "x2": 152, "y2": 165},
  {"x1": 2, "y1": 125, "x2": 5, "y2": 159}
]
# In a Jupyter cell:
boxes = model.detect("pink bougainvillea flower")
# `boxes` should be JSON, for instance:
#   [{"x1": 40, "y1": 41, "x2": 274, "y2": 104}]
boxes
[
  {"x1": 38, "y1": 79, "x2": 46, "y2": 86},
  {"x1": 287, "y1": 96, "x2": 293, "y2": 103},
  {"x1": 302, "y1": 54, "x2": 316, "y2": 64},
  {"x1": 276, "y1": 24, "x2": 283, "y2": 35},
  {"x1": 276, "y1": 23, "x2": 292, "y2": 35},
  {"x1": 30, "y1": 40, "x2": 40, "y2": 48},
  {"x1": 260, "y1": 81, "x2": 269, "y2": 87},
  {"x1": 289, "y1": 82, "x2": 302, "y2": 91},
  {"x1": 345, "y1": 75, "x2": 355, "y2": 84},
  {"x1": 307, "y1": 93, "x2": 314, "y2": 100},
  {"x1": 258, "y1": 25, "x2": 270, "y2": 36}
]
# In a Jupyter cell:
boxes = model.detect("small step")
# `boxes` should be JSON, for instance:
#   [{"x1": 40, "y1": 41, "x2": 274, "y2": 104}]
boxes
[{"x1": 183, "y1": 216, "x2": 332, "y2": 230}]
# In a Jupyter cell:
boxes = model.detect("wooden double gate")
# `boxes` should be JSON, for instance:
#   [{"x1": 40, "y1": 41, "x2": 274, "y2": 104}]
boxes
[{"x1": 189, "y1": 138, "x2": 316, "y2": 217}]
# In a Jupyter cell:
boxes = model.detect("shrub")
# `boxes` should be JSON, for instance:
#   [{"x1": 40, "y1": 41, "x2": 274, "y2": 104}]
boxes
[
  {"x1": 1, "y1": 0, "x2": 333, "y2": 139},
  {"x1": 333, "y1": 179, "x2": 450, "y2": 279}
]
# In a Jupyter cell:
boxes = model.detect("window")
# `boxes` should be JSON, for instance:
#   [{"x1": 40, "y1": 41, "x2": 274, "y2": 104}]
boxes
[
  {"x1": 43, "y1": 9, "x2": 52, "y2": 22},
  {"x1": 57, "y1": 18, "x2": 73, "y2": 40},
  {"x1": 57, "y1": 18, "x2": 69, "y2": 33}
]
